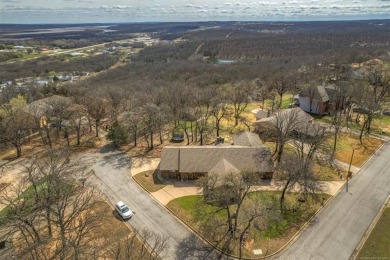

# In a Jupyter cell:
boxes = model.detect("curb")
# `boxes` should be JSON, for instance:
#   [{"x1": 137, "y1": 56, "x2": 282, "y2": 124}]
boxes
[
  {"x1": 131, "y1": 174, "x2": 229, "y2": 257},
  {"x1": 350, "y1": 195, "x2": 390, "y2": 259},
  {"x1": 130, "y1": 140, "x2": 389, "y2": 259},
  {"x1": 344, "y1": 140, "x2": 388, "y2": 189},
  {"x1": 268, "y1": 194, "x2": 334, "y2": 259},
  {"x1": 132, "y1": 173, "x2": 333, "y2": 260},
  {"x1": 273, "y1": 140, "x2": 389, "y2": 258}
]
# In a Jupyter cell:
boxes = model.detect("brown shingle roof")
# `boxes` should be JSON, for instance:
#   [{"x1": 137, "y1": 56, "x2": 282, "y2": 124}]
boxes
[
  {"x1": 208, "y1": 158, "x2": 240, "y2": 175},
  {"x1": 208, "y1": 158, "x2": 241, "y2": 188},
  {"x1": 160, "y1": 146, "x2": 272, "y2": 174},
  {"x1": 233, "y1": 131, "x2": 263, "y2": 147},
  {"x1": 160, "y1": 147, "x2": 180, "y2": 171}
]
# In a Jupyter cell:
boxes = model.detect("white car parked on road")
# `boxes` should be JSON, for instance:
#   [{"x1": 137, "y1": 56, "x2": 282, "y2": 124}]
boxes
[{"x1": 115, "y1": 201, "x2": 133, "y2": 220}]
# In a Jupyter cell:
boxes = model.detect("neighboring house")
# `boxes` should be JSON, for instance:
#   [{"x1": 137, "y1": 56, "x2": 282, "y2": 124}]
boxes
[
  {"x1": 25, "y1": 95, "x2": 72, "y2": 127},
  {"x1": 159, "y1": 131, "x2": 273, "y2": 180},
  {"x1": 254, "y1": 107, "x2": 322, "y2": 141},
  {"x1": 298, "y1": 84, "x2": 339, "y2": 115},
  {"x1": 255, "y1": 109, "x2": 269, "y2": 120}
]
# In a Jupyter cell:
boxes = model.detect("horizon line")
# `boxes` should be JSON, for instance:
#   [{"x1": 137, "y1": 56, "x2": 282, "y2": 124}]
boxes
[{"x1": 0, "y1": 18, "x2": 389, "y2": 26}]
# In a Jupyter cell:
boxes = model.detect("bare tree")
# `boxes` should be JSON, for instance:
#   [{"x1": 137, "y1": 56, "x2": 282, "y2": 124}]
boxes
[
  {"x1": 104, "y1": 228, "x2": 170, "y2": 260},
  {"x1": 0, "y1": 95, "x2": 33, "y2": 157},
  {"x1": 270, "y1": 73, "x2": 291, "y2": 109},
  {"x1": 300, "y1": 83, "x2": 318, "y2": 114},
  {"x1": 276, "y1": 153, "x2": 324, "y2": 212},
  {"x1": 104, "y1": 86, "x2": 130, "y2": 124},
  {"x1": 0, "y1": 149, "x2": 101, "y2": 259},
  {"x1": 85, "y1": 93, "x2": 107, "y2": 138},
  {"x1": 45, "y1": 95, "x2": 72, "y2": 145},
  {"x1": 198, "y1": 170, "x2": 260, "y2": 253},
  {"x1": 141, "y1": 103, "x2": 159, "y2": 150},
  {"x1": 272, "y1": 108, "x2": 302, "y2": 163},
  {"x1": 194, "y1": 88, "x2": 213, "y2": 145},
  {"x1": 226, "y1": 82, "x2": 253, "y2": 126},
  {"x1": 67, "y1": 103, "x2": 88, "y2": 146},
  {"x1": 122, "y1": 109, "x2": 143, "y2": 147},
  {"x1": 290, "y1": 121, "x2": 328, "y2": 161},
  {"x1": 356, "y1": 65, "x2": 390, "y2": 142},
  {"x1": 211, "y1": 96, "x2": 230, "y2": 137}
]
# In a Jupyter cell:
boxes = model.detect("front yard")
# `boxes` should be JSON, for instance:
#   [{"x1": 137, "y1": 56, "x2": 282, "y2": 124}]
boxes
[
  {"x1": 167, "y1": 191, "x2": 330, "y2": 258},
  {"x1": 133, "y1": 170, "x2": 166, "y2": 193}
]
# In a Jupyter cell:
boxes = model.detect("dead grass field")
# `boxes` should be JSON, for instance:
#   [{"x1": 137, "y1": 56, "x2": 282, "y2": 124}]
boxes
[
  {"x1": 331, "y1": 133, "x2": 384, "y2": 167},
  {"x1": 11, "y1": 201, "x2": 151, "y2": 259}
]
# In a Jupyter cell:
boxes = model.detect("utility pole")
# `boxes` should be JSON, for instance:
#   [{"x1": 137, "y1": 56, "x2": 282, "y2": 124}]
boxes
[{"x1": 346, "y1": 148, "x2": 355, "y2": 193}]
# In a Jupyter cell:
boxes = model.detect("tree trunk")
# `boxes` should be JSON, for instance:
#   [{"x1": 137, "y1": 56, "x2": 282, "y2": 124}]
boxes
[
  {"x1": 280, "y1": 179, "x2": 290, "y2": 212},
  {"x1": 45, "y1": 128, "x2": 52, "y2": 148},
  {"x1": 276, "y1": 143, "x2": 284, "y2": 162},
  {"x1": 331, "y1": 127, "x2": 338, "y2": 161},
  {"x1": 133, "y1": 131, "x2": 137, "y2": 147},
  {"x1": 76, "y1": 128, "x2": 80, "y2": 146},
  {"x1": 95, "y1": 119, "x2": 99, "y2": 138},
  {"x1": 159, "y1": 129, "x2": 163, "y2": 145},
  {"x1": 216, "y1": 119, "x2": 220, "y2": 137},
  {"x1": 15, "y1": 142, "x2": 22, "y2": 158},
  {"x1": 359, "y1": 119, "x2": 367, "y2": 144},
  {"x1": 239, "y1": 217, "x2": 254, "y2": 260},
  {"x1": 46, "y1": 209, "x2": 52, "y2": 237},
  {"x1": 190, "y1": 121, "x2": 194, "y2": 142},
  {"x1": 150, "y1": 130, "x2": 154, "y2": 150},
  {"x1": 64, "y1": 127, "x2": 70, "y2": 147},
  {"x1": 278, "y1": 93, "x2": 283, "y2": 109}
]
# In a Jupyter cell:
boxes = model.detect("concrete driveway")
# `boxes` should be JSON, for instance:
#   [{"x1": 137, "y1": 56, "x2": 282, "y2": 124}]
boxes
[
  {"x1": 81, "y1": 145, "x2": 218, "y2": 260},
  {"x1": 276, "y1": 142, "x2": 390, "y2": 260}
]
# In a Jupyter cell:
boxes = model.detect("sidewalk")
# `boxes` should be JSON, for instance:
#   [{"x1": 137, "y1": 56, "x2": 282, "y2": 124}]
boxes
[
  {"x1": 150, "y1": 178, "x2": 345, "y2": 206},
  {"x1": 130, "y1": 157, "x2": 348, "y2": 206}
]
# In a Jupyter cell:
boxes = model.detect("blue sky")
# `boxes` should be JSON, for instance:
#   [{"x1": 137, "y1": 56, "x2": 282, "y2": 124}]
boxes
[{"x1": 0, "y1": 0, "x2": 389, "y2": 24}]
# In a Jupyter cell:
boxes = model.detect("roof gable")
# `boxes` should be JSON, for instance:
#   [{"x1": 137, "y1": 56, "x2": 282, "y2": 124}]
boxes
[
  {"x1": 233, "y1": 131, "x2": 263, "y2": 147},
  {"x1": 160, "y1": 146, "x2": 272, "y2": 173}
]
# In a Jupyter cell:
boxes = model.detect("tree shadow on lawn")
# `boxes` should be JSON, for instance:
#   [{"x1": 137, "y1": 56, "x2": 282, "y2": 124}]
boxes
[{"x1": 175, "y1": 233, "x2": 226, "y2": 260}]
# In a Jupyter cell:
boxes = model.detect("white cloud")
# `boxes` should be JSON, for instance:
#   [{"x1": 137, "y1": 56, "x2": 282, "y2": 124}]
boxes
[{"x1": 0, "y1": 0, "x2": 388, "y2": 23}]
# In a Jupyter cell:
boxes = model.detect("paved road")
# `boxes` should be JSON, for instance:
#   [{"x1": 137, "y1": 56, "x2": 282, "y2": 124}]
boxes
[
  {"x1": 277, "y1": 142, "x2": 390, "y2": 260},
  {"x1": 81, "y1": 146, "x2": 218, "y2": 260}
]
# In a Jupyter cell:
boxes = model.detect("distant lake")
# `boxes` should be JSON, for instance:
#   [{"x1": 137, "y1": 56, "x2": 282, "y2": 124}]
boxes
[{"x1": 216, "y1": 59, "x2": 237, "y2": 64}]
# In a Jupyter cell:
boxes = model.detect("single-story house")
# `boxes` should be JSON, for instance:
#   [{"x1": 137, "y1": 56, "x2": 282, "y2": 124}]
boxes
[
  {"x1": 254, "y1": 107, "x2": 323, "y2": 141},
  {"x1": 255, "y1": 109, "x2": 269, "y2": 120},
  {"x1": 159, "y1": 131, "x2": 273, "y2": 180}
]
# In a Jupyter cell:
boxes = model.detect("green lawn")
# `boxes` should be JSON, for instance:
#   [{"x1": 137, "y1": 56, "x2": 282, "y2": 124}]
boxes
[
  {"x1": 264, "y1": 93, "x2": 294, "y2": 110},
  {"x1": 312, "y1": 113, "x2": 390, "y2": 137},
  {"x1": 167, "y1": 191, "x2": 329, "y2": 257},
  {"x1": 357, "y1": 207, "x2": 390, "y2": 259},
  {"x1": 133, "y1": 170, "x2": 166, "y2": 193}
]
